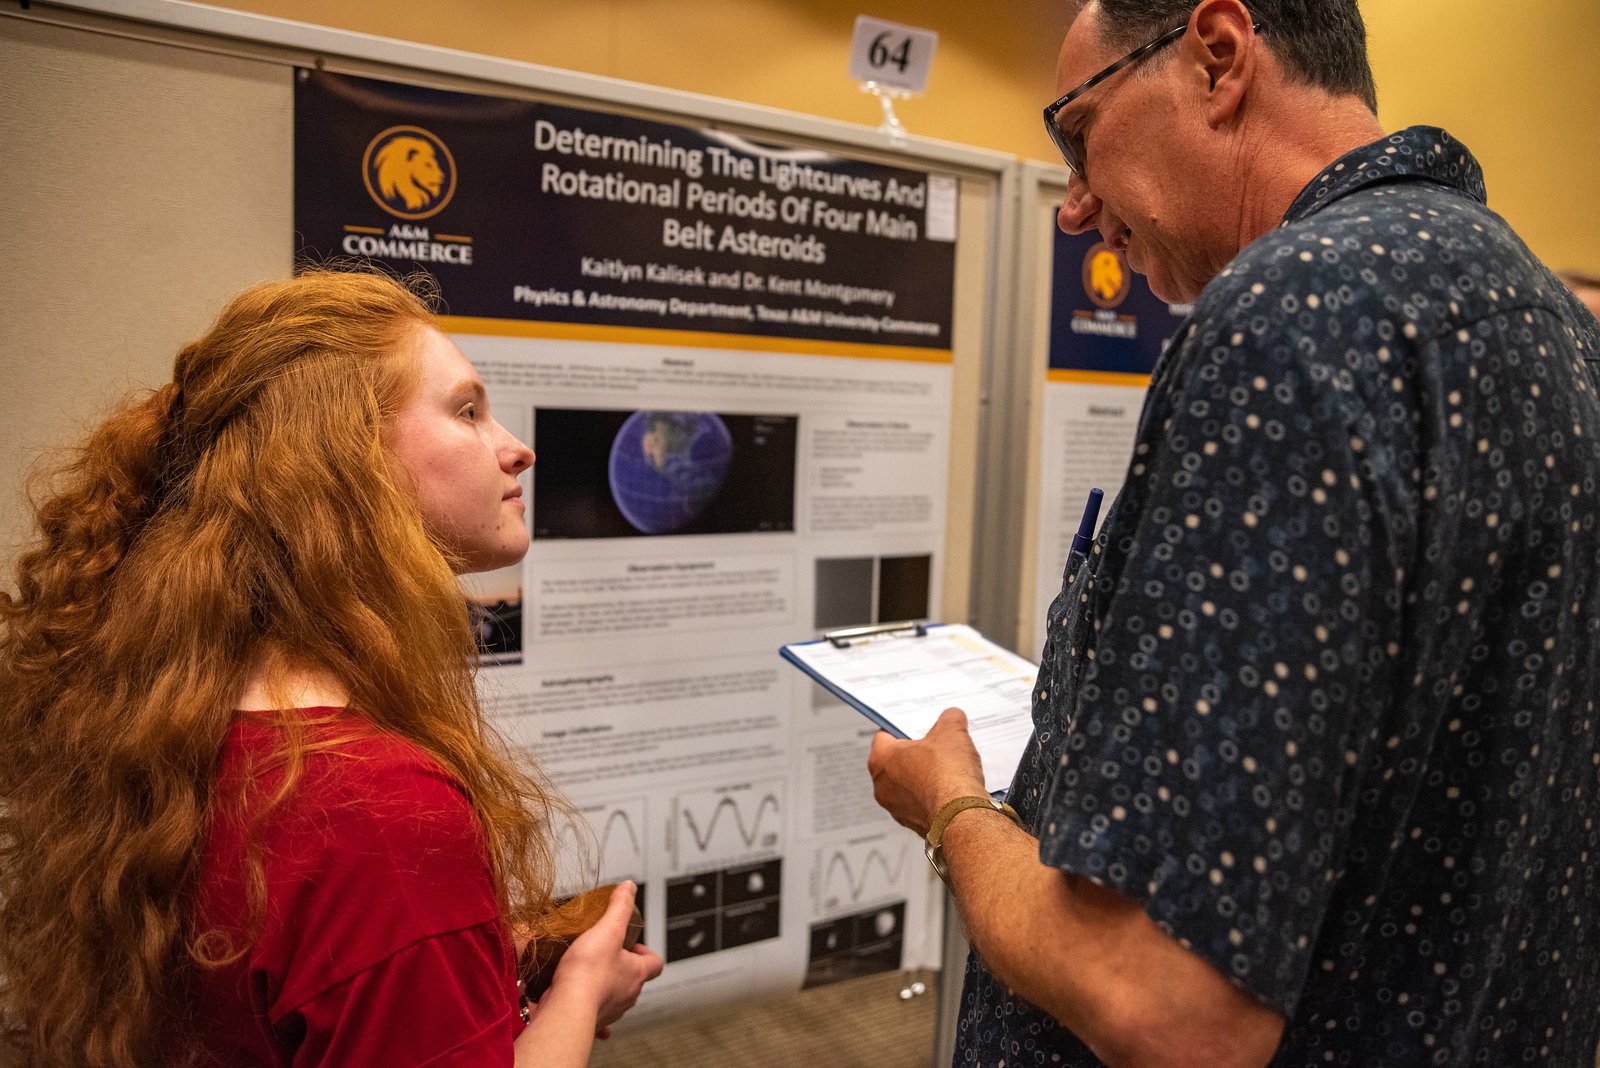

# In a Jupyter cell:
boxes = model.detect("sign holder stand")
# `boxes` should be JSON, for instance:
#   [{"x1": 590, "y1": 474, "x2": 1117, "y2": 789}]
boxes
[
  {"x1": 859, "y1": 80, "x2": 913, "y2": 146},
  {"x1": 847, "y1": 16, "x2": 937, "y2": 147}
]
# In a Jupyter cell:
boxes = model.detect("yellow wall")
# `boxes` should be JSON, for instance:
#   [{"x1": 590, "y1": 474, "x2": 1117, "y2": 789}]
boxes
[
  {"x1": 1364, "y1": 1, "x2": 1600, "y2": 275},
  {"x1": 214, "y1": 0, "x2": 1600, "y2": 272},
  {"x1": 211, "y1": 0, "x2": 1061, "y2": 168}
]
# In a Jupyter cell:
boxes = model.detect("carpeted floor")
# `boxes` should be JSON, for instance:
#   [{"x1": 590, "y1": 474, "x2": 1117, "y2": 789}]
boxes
[{"x1": 589, "y1": 968, "x2": 941, "y2": 1068}]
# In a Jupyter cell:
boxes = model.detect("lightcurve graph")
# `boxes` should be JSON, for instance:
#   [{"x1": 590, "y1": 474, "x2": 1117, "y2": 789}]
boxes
[
  {"x1": 815, "y1": 836, "x2": 912, "y2": 915},
  {"x1": 671, "y1": 780, "x2": 784, "y2": 870},
  {"x1": 554, "y1": 797, "x2": 647, "y2": 896}
]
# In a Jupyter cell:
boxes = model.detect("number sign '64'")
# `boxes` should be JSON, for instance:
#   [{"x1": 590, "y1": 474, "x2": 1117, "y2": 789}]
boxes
[{"x1": 847, "y1": 16, "x2": 939, "y2": 93}]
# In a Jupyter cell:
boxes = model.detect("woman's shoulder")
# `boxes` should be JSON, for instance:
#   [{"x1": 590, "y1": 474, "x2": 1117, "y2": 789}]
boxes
[
  {"x1": 203, "y1": 710, "x2": 501, "y2": 1010},
  {"x1": 212, "y1": 709, "x2": 491, "y2": 904},
  {"x1": 222, "y1": 708, "x2": 469, "y2": 813}
]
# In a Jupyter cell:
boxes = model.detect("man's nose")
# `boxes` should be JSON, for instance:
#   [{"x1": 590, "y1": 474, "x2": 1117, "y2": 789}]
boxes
[{"x1": 1058, "y1": 173, "x2": 1100, "y2": 235}]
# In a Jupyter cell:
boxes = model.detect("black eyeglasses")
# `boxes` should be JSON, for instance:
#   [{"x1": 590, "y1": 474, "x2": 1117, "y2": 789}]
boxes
[{"x1": 1043, "y1": 20, "x2": 1265, "y2": 180}]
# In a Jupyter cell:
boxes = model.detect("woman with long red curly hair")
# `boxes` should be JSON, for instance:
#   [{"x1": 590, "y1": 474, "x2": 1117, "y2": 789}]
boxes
[{"x1": 0, "y1": 270, "x2": 661, "y2": 1067}]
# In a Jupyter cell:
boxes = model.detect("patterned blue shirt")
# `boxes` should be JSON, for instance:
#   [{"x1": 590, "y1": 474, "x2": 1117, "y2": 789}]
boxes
[{"x1": 955, "y1": 127, "x2": 1600, "y2": 1067}]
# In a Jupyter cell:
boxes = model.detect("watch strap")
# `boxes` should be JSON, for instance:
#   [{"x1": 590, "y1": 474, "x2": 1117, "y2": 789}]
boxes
[{"x1": 923, "y1": 795, "x2": 1023, "y2": 885}]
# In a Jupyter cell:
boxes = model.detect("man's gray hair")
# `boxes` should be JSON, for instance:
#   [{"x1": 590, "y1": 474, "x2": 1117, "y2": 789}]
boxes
[{"x1": 1091, "y1": 0, "x2": 1379, "y2": 113}]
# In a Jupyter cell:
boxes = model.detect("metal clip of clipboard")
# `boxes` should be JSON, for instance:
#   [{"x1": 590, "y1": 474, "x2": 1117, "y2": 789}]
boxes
[{"x1": 823, "y1": 619, "x2": 928, "y2": 648}]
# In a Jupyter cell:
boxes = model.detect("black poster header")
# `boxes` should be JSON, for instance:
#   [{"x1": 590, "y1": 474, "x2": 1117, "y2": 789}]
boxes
[{"x1": 294, "y1": 71, "x2": 958, "y2": 351}]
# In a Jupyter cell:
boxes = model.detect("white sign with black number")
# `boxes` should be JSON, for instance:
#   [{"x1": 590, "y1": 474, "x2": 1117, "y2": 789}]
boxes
[{"x1": 848, "y1": 16, "x2": 939, "y2": 93}]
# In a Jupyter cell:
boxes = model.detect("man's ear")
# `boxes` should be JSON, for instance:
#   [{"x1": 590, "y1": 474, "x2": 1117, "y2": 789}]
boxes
[{"x1": 1187, "y1": 0, "x2": 1258, "y2": 128}]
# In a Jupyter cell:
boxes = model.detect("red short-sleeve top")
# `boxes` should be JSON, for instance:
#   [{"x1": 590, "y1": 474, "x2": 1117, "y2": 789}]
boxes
[{"x1": 189, "y1": 711, "x2": 521, "y2": 1067}]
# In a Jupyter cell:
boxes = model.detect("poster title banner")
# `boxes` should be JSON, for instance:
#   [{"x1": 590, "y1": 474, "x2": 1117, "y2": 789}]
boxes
[{"x1": 295, "y1": 71, "x2": 958, "y2": 351}]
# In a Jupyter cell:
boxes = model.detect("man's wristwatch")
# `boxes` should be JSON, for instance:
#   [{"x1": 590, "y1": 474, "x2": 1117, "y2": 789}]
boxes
[{"x1": 923, "y1": 795, "x2": 1023, "y2": 885}]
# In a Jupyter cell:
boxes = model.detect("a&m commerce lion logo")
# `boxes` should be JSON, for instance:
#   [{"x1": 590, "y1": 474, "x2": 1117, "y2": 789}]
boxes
[
  {"x1": 362, "y1": 126, "x2": 457, "y2": 220},
  {"x1": 1081, "y1": 241, "x2": 1132, "y2": 309}
]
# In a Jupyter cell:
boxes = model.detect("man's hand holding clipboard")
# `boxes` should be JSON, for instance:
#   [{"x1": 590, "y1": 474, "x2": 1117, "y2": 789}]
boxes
[
  {"x1": 864, "y1": 706, "x2": 989, "y2": 838},
  {"x1": 779, "y1": 622, "x2": 1037, "y2": 795}
]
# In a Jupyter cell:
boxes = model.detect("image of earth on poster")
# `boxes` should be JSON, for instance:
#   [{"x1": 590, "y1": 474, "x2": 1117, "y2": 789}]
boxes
[
  {"x1": 532, "y1": 408, "x2": 796, "y2": 540},
  {"x1": 608, "y1": 411, "x2": 733, "y2": 534}
]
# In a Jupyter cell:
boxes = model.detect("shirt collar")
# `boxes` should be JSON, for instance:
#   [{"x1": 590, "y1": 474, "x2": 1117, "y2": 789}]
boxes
[{"x1": 1281, "y1": 126, "x2": 1487, "y2": 226}]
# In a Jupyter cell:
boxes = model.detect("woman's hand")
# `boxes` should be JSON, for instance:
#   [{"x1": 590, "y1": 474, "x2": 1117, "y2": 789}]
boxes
[
  {"x1": 551, "y1": 881, "x2": 663, "y2": 1035},
  {"x1": 512, "y1": 881, "x2": 663, "y2": 1066}
]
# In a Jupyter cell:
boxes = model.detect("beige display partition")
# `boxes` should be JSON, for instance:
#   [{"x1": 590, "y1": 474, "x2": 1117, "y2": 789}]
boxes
[
  {"x1": 1002, "y1": 162, "x2": 1166, "y2": 662},
  {"x1": 1, "y1": 1, "x2": 1019, "y2": 1060},
  {"x1": 0, "y1": 13, "x2": 294, "y2": 562},
  {"x1": 1013, "y1": 162, "x2": 1076, "y2": 660},
  {"x1": 965, "y1": 161, "x2": 1068, "y2": 662}
]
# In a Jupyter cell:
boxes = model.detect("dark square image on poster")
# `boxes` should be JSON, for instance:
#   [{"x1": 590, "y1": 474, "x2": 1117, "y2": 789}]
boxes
[
  {"x1": 814, "y1": 557, "x2": 875, "y2": 630},
  {"x1": 802, "y1": 901, "x2": 905, "y2": 989},
  {"x1": 533, "y1": 409, "x2": 796, "y2": 539},
  {"x1": 665, "y1": 871, "x2": 718, "y2": 919},
  {"x1": 721, "y1": 898, "x2": 781, "y2": 949},
  {"x1": 720, "y1": 859, "x2": 782, "y2": 907},
  {"x1": 664, "y1": 912, "x2": 717, "y2": 962},
  {"x1": 877, "y1": 554, "x2": 931, "y2": 622}
]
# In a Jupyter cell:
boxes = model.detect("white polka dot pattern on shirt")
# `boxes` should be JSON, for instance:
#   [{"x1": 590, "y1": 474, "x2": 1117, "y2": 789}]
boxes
[{"x1": 955, "y1": 126, "x2": 1600, "y2": 1068}]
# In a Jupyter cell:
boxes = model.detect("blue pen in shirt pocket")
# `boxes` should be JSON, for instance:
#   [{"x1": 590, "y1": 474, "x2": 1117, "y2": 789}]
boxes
[{"x1": 1064, "y1": 487, "x2": 1104, "y2": 579}]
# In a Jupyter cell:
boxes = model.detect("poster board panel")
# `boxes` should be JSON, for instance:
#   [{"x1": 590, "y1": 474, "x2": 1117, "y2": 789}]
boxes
[
  {"x1": 1013, "y1": 166, "x2": 1190, "y2": 659},
  {"x1": 2, "y1": 0, "x2": 1012, "y2": 1033},
  {"x1": 292, "y1": 70, "x2": 972, "y2": 1019}
]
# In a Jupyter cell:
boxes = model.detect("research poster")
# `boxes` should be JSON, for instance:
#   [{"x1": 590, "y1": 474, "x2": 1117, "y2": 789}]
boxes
[
  {"x1": 1031, "y1": 222, "x2": 1190, "y2": 655},
  {"x1": 296, "y1": 70, "x2": 957, "y2": 1023}
]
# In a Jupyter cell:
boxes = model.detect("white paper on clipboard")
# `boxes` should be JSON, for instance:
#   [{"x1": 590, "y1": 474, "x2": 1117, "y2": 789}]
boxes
[{"x1": 781, "y1": 623, "x2": 1036, "y2": 795}]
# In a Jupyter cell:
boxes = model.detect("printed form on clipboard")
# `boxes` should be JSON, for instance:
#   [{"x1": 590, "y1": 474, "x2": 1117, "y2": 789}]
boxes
[{"x1": 780, "y1": 622, "x2": 1036, "y2": 797}]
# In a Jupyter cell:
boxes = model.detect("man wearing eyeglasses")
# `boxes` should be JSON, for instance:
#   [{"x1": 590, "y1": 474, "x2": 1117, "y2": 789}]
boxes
[{"x1": 868, "y1": 1, "x2": 1600, "y2": 1066}]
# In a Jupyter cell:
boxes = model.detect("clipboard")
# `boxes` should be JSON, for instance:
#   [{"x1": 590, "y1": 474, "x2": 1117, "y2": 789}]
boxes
[
  {"x1": 780, "y1": 620, "x2": 929, "y2": 739},
  {"x1": 780, "y1": 621, "x2": 1037, "y2": 796}
]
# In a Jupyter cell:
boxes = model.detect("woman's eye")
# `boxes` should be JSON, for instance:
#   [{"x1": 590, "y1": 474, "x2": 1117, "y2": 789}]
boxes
[{"x1": 461, "y1": 403, "x2": 477, "y2": 420}]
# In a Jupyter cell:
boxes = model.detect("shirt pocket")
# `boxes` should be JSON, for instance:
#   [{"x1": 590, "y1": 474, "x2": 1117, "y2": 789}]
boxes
[
  {"x1": 1047, "y1": 557, "x2": 1097, "y2": 716},
  {"x1": 1022, "y1": 554, "x2": 1099, "y2": 802}
]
